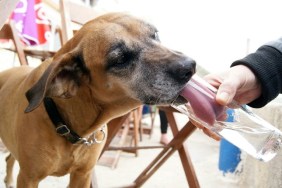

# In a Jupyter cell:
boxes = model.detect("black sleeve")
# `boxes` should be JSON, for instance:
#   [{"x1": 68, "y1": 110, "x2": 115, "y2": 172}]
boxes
[{"x1": 231, "y1": 45, "x2": 282, "y2": 108}]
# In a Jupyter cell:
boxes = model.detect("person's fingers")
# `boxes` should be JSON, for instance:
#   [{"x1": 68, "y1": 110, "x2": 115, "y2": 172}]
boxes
[
  {"x1": 204, "y1": 73, "x2": 240, "y2": 106},
  {"x1": 205, "y1": 65, "x2": 262, "y2": 106},
  {"x1": 204, "y1": 74, "x2": 223, "y2": 88},
  {"x1": 215, "y1": 76, "x2": 241, "y2": 106}
]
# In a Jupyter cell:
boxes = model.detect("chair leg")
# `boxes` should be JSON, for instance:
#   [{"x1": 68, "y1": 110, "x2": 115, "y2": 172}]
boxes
[
  {"x1": 110, "y1": 119, "x2": 131, "y2": 168},
  {"x1": 166, "y1": 112, "x2": 200, "y2": 188},
  {"x1": 133, "y1": 121, "x2": 199, "y2": 188}
]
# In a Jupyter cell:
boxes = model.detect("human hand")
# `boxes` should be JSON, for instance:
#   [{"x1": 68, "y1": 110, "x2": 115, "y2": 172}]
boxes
[{"x1": 204, "y1": 65, "x2": 262, "y2": 107}]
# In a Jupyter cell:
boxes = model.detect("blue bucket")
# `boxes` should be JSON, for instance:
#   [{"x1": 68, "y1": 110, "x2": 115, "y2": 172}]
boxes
[{"x1": 218, "y1": 109, "x2": 241, "y2": 174}]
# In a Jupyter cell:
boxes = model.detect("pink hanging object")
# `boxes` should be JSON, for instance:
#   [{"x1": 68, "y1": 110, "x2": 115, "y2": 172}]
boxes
[{"x1": 11, "y1": 0, "x2": 51, "y2": 46}]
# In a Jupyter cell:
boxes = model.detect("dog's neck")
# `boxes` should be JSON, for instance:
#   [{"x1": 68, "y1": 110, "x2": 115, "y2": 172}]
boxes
[
  {"x1": 50, "y1": 87, "x2": 102, "y2": 137},
  {"x1": 51, "y1": 88, "x2": 139, "y2": 137}
]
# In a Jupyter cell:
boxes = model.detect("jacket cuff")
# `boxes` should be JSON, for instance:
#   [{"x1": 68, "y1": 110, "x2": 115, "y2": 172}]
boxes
[{"x1": 231, "y1": 45, "x2": 282, "y2": 108}]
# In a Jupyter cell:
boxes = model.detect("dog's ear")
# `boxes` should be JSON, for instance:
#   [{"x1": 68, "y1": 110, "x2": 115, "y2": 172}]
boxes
[{"x1": 25, "y1": 48, "x2": 90, "y2": 113}]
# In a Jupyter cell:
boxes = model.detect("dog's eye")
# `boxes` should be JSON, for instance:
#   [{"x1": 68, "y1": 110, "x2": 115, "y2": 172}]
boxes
[
  {"x1": 151, "y1": 31, "x2": 160, "y2": 41},
  {"x1": 107, "y1": 49, "x2": 135, "y2": 69},
  {"x1": 107, "y1": 42, "x2": 140, "y2": 71}
]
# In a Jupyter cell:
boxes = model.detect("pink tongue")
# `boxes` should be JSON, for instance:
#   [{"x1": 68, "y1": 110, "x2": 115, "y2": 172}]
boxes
[{"x1": 180, "y1": 79, "x2": 225, "y2": 125}]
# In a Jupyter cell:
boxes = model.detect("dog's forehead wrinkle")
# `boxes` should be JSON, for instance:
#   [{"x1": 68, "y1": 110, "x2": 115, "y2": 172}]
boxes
[
  {"x1": 97, "y1": 25, "x2": 155, "y2": 57},
  {"x1": 103, "y1": 17, "x2": 156, "y2": 42}
]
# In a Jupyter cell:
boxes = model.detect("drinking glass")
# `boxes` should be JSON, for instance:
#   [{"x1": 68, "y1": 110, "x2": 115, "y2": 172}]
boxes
[{"x1": 172, "y1": 75, "x2": 282, "y2": 162}]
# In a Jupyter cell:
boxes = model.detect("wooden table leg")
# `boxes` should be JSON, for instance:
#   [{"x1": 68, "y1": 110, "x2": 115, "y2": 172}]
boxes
[
  {"x1": 132, "y1": 120, "x2": 198, "y2": 188},
  {"x1": 95, "y1": 107, "x2": 200, "y2": 188},
  {"x1": 166, "y1": 111, "x2": 200, "y2": 188}
]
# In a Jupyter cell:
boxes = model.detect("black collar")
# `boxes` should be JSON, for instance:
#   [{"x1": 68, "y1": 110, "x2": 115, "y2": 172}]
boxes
[
  {"x1": 43, "y1": 97, "x2": 85, "y2": 144},
  {"x1": 43, "y1": 97, "x2": 106, "y2": 145}
]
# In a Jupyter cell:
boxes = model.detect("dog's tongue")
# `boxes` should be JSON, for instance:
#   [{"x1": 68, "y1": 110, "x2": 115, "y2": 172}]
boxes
[{"x1": 180, "y1": 76, "x2": 225, "y2": 125}]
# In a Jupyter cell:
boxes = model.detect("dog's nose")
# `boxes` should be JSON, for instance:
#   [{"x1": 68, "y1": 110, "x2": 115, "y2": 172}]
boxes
[
  {"x1": 179, "y1": 58, "x2": 196, "y2": 80},
  {"x1": 168, "y1": 58, "x2": 196, "y2": 83}
]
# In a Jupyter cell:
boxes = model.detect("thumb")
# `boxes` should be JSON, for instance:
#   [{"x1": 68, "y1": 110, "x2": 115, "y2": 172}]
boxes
[{"x1": 216, "y1": 78, "x2": 239, "y2": 106}]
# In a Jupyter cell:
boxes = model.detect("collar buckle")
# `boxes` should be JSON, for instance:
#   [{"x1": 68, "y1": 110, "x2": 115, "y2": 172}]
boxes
[
  {"x1": 56, "y1": 124, "x2": 71, "y2": 136},
  {"x1": 44, "y1": 97, "x2": 105, "y2": 146}
]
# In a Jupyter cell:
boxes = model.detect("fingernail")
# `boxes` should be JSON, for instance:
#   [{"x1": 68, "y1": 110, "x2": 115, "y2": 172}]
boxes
[{"x1": 218, "y1": 92, "x2": 230, "y2": 104}]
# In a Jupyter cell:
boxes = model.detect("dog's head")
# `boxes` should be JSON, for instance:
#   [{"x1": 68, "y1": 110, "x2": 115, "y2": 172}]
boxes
[{"x1": 25, "y1": 13, "x2": 195, "y2": 113}]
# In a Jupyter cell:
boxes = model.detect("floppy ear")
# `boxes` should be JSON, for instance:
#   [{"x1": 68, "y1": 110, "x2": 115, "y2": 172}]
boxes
[{"x1": 25, "y1": 48, "x2": 90, "y2": 113}]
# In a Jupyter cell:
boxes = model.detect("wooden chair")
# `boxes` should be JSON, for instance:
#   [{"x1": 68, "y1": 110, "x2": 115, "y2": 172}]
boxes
[
  {"x1": 125, "y1": 106, "x2": 143, "y2": 157},
  {"x1": 59, "y1": 0, "x2": 101, "y2": 44},
  {"x1": 0, "y1": 0, "x2": 99, "y2": 66},
  {"x1": 98, "y1": 106, "x2": 145, "y2": 169},
  {"x1": 139, "y1": 105, "x2": 158, "y2": 139},
  {"x1": 101, "y1": 106, "x2": 200, "y2": 188},
  {"x1": 0, "y1": 22, "x2": 28, "y2": 65},
  {"x1": 0, "y1": 21, "x2": 56, "y2": 65}
]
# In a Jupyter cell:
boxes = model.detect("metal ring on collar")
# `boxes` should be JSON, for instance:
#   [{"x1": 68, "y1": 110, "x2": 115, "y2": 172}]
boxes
[{"x1": 93, "y1": 125, "x2": 106, "y2": 144}]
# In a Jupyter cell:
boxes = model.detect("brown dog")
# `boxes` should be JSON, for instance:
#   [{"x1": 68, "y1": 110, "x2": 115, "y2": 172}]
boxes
[{"x1": 0, "y1": 13, "x2": 195, "y2": 187}]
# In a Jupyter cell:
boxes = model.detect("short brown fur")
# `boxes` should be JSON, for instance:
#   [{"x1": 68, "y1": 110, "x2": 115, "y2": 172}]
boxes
[{"x1": 0, "y1": 13, "x2": 195, "y2": 188}]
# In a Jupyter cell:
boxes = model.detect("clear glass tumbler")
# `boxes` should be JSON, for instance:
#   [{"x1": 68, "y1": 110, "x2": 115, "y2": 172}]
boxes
[{"x1": 172, "y1": 75, "x2": 282, "y2": 162}]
